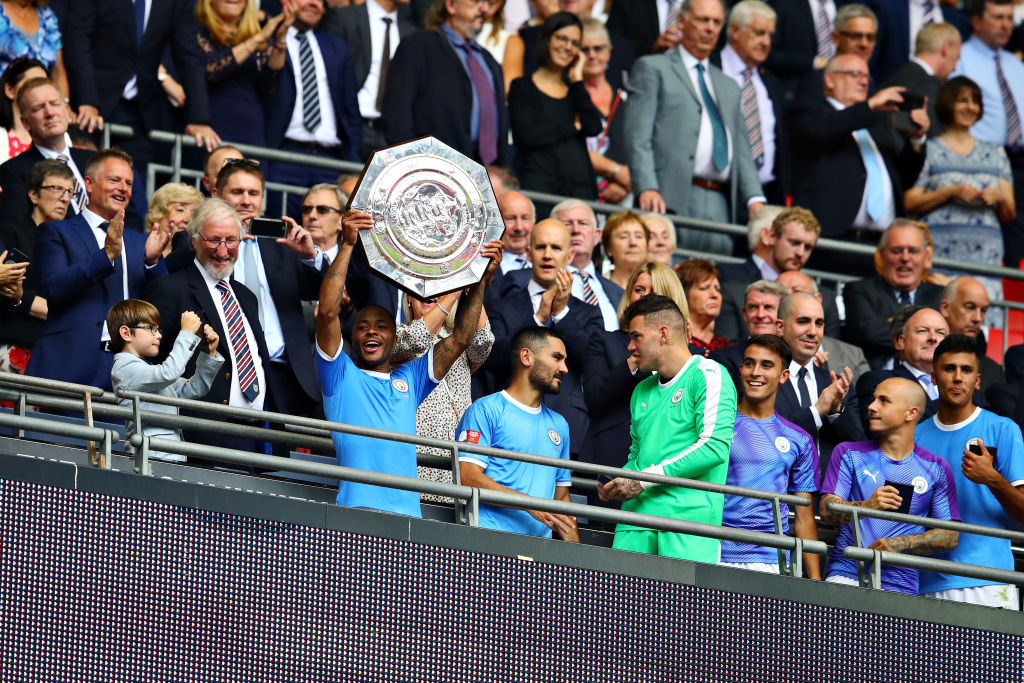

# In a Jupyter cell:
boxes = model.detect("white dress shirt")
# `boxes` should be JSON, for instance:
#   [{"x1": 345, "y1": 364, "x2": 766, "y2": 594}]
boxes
[
  {"x1": 751, "y1": 253, "x2": 779, "y2": 281},
  {"x1": 568, "y1": 262, "x2": 619, "y2": 331},
  {"x1": 37, "y1": 135, "x2": 86, "y2": 202},
  {"x1": 285, "y1": 27, "x2": 341, "y2": 146},
  {"x1": 357, "y1": 0, "x2": 400, "y2": 120},
  {"x1": 827, "y1": 97, "x2": 896, "y2": 231},
  {"x1": 527, "y1": 278, "x2": 570, "y2": 326},
  {"x1": 194, "y1": 259, "x2": 266, "y2": 410},
  {"x1": 500, "y1": 250, "x2": 530, "y2": 274},
  {"x1": 720, "y1": 44, "x2": 777, "y2": 186},
  {"x1": 680, "y1": 47, "x2": 733, "y2": 182},
  {"x1": 82, "y1": 207, "x2": 128, "y2": 343}
]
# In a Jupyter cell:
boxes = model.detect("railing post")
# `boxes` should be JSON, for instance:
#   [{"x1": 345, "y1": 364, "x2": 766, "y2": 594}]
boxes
[
  {"x1": 870, "y1": 551, "x2": 882, "y2": 590},
  {"x1": 771, "y1": 497, "x2": 790, "y2": 576},
  {"x1": 171, "y1": 134, "x2": 183, "y2": 183},
  {"x1": 84, "y1": 390, "x2": 101, "y2": 468},
  {"x1": 14, "y1": 391, "x2": 26, "y2": 439},
  {"x1": 132, "y1": 395, "x2": 142, "y2": 443},
  {"x1": 101, "y1": 430, "x2": 112, "y2": 470},
  {"x1": 451, "y1": 443, "x2": 466, "y2": 524},
  {"x1": 467, "y1": 487, "x2": 480, "y2": 527},
  {"x1": 850, "y1": 509, "x2": 871, "y2": 588},
  {"x1": 135, "y1": 435, "x2": 152, "y2": 476},
  {"x1": 791, "y1": 538, "x2": 804, "y2": 579}
]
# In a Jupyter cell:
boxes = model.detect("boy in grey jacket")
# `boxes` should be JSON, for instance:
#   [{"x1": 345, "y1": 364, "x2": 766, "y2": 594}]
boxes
[{"x1": 108, "y1": 299, "x2": 223, "y2": 461}]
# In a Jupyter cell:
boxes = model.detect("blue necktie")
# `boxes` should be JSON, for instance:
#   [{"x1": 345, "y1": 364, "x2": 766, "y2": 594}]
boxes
[
  {"x1": 695, "y1": 63, "x2": 728, "y2": 171},
  {"x1": 134, "y1": 0, "x2": 146, "y2": 47},
  {"x1": 853, "y1": 129, "x2": 885, "y2": 222}
]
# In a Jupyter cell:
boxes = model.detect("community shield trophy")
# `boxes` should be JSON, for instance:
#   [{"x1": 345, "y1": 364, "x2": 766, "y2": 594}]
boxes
[{"x1": 347, "y1": 136, "x2": 504, "y2": 299}]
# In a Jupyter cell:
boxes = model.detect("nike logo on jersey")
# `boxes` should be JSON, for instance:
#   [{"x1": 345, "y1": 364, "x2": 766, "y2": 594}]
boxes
[{"x1": 862, "y1": 469, "x2": 881, "y2": 485}]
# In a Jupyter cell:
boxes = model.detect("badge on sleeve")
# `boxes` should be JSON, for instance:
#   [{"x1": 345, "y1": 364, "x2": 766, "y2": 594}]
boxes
[
  {"x1": 548, "y1": 429, "x2": 561, "y2": 446},
  {"x1": 459, "y1": 430, "x2": 480, "y2": 444},
  {"x1": 392, "y1": 378, "x2": 409, "y2": 393}
]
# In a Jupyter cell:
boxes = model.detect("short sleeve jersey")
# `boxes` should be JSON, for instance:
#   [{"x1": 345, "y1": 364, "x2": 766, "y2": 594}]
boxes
[
  {"x1": 721, "y1": 413, "x2": 818, "y2": 564},
  {"x1": 822, "y1": 440, "x2": 960, "y2": 594},
  {"x1": 456, "y1": 391, "x2": 572, "y2": 538},
  {"x1": 915, "y1": 407, "x2": 1024, "y2": 593},
  {"x1": 619, "y1": 355, "x2": 737, "y2": 531},
  {"x1": 316, "y1": 344, "x2": 437, "y2": 517}
]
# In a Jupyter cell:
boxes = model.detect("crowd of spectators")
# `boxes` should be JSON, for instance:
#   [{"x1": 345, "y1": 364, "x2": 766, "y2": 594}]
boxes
[{"x1": 1, "y1": 0, "x2": 1024, "y2": 610}]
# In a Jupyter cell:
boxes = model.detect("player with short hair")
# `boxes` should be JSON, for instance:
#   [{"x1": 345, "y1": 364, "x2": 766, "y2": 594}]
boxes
[
  {"x1": 720, "y1": 334, "x2": 821, "y2": 578},
  {"x1": 821, "y1": 377, "x2": 960, "y2": 594},
  {"x1": 915, "y1": 334, "x2": 1024, "y2": 609},
  {"x1": 599, "y1": 294, "x2": 737, "y2": 563},
  {"x1": 456, "y1": 326, "x2": 579, "y2": 541}
]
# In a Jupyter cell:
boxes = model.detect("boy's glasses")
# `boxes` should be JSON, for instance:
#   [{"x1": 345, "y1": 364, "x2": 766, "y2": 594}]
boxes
[{"x1": 130, "y1": 324, "x2": 162, "y2": 335}]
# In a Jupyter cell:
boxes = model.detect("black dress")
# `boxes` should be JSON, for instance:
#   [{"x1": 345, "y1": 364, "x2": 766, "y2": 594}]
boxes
[{"x1": 508, "y1": 77, "x2": 603, "y2": 200}]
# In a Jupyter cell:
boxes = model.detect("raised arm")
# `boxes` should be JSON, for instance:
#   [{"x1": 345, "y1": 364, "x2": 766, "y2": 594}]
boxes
[
  {"x1": 432, "y1": 240, "x2": 502, "y2": 380},
  {"x1": 316, "y1": 209, "x2": 371, "y2": 357}
]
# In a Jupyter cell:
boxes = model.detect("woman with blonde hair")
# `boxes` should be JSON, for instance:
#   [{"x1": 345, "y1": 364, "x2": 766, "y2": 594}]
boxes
[
  {"x1": 391, "y1": 290, "x2": 494, "y2": 500},
  {"x1": 194, "y1": 0, "x2": 293, "y2": 147},
  {"x1": 582, "y1": 262, "x2": 692, "y2": 509},
  {"x1": 146, "y1": 182, "x2": 204, "y2": 258}
]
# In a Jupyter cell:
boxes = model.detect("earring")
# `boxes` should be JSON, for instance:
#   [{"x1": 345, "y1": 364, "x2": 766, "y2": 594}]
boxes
[{"x1": 666, "y1": 338, "x2": 674, "y2": 345}]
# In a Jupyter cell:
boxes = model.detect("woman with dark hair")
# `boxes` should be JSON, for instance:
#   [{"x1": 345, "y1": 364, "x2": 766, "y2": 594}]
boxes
[
  {"x1": 0, "y1": 0, "x2": 69, "y2": 101},
  {"x1": 194, "y1": 0, "x2": 293, "y2": 147},
  {"x1": 502, "y1": 0, "x2": 558, "y2": 94},
  {"x1": 905, "y1": 75, "x2": 1014, "y2": 324},
  {"x1": 508, "y1": 11, "x2": 602, "y2": 200},
  {"x1": 0, "y1": 57, "x2": 46, "y2": 163},
  {"x1": 676, "y1": 258, "x2": 729, "y2": 353}
]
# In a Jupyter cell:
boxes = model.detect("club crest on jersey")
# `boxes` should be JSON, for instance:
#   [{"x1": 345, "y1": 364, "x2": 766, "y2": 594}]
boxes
[
  {"x1": 912, "y1": 476, "x2": 929, "y2": 494},
  {"x1": 392, "y1": 378, "x2": 409, "y2": 393},
  {"x1": 671, "y1": 388, "x2": 684, "y2": 404},
  {"x1": 548, "y1": 429, "x2": 561, "y2": 446},
  {"x1": 774, "y1": 436, "x2": 791, "y2": 453},
  {"x1": 966, "y1": 437, "x2": 981, "y2": 452}
]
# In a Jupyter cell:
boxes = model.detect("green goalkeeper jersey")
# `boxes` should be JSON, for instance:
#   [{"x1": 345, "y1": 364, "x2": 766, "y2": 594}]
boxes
[{"x1": 619, "y1": 354, "x2": 737, "y2": 531}]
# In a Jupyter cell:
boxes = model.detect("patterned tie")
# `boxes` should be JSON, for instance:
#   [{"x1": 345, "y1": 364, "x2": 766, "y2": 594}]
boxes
[
  {"x1": 920, "y1": 0, "x2": 938, "y2": 27},
  {"x1": 797, "y1": 366, "x2": 812, "y2": 409},
  {"x1": 695, "y1": 63, "x2": 728, "y2": 171},
  {"x1": 814, "y1": 0, "x2": 835, "y2": 60},
  {"x1": 898, "y1": 290, "x2": 911, "y2": 306},
  {"x1": 57, "y1": 154, "x2": 87, "y2": 213},
  {"x1": 515, "y1": 255, "x2": 530, "y2": 269},
  {"x1": 996, "y1": 52, "x2": 1023, "y2": 148},
  {"x1": 296, "y1": 31, "x2": 322, "y2": 132},
  {"x1": 460, "y1": 42, "x2": 498, "y2": 165},
  {"x1": 375, "y1": 17, "x2": 393, "y2": 113},
  {"x1": 919, "y1": 373, "x2": 937, "y2": 400},
  {"x1": 664, "y1": 0, "x2": 681, "y2": 31},
  {"x1": 216, "y1": 280, "x2": 260, "y2": 403},
  {"x1": 853, "y1": 129, "x2": 885, "y2": 222},
  {"x1": 578, "y1": 270, "x2": 599, "y2": 306},
  {"x1": 741, "y1": 69, "x2": 764, "y2": 169}
]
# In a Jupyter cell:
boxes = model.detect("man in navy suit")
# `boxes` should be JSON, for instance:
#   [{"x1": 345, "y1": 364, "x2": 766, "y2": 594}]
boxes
[
  {"x1": 265, "y1": 0, "x2": 363, "y2": 215},
  {"x1": 775, "y1": 291, "x2": 865, "y2": 474},
  {"x1": 26, "y1": 149, "x2": 169, "y2": 390},
  {"x1": 866, "y1": 0, "x2": 969, "y2": 84},
  {"x1": 485, "y1": 218, "x2": 604, "y2": 458},
  {"x1": 552, "y1": 199, "x2": 624, "y2": 331},
  {"x1": 854, "y1": 306, "x2": 956, "y2": 431},
  {"x1": 381, "y1": 0, "x2": 511, "y2": 167}
]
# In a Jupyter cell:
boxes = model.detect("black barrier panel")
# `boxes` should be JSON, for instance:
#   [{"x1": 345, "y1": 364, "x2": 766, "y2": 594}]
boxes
[{"x1": 0, "y1": 477, "x2": 1021, "y2": 682}]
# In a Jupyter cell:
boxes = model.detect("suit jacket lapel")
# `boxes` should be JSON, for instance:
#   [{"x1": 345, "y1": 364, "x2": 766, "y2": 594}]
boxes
[
  {"x1": 669, "y1": 50, "x2": 700, "y2": 107},
  {"x1": 357, "y1": 4, "x2": 372, "y2": 68},
  {"x1": 188, "y1": 263, "x2": 230, "y2": 359}
]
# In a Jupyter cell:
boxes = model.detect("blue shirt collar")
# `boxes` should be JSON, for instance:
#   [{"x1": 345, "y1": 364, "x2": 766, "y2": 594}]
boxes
[{"x1": 442, "y1": 22, "x2": 479, "y2": 52}]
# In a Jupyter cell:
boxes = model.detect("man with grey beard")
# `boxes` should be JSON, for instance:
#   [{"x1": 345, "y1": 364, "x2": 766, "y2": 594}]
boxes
[
  {"x1": 145, "y1": 198, "x2": 272, "y2": 456},
  {"x1": 381, "y1": 0, "x2": 511, "y2": 166}
]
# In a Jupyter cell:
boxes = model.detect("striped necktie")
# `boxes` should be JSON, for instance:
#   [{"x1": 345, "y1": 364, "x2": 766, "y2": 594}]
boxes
[
  {"x1": 741, "y1": 69, "x2": 764, "y2": 169},
  {"x1": 216, "y1": 280, "x2": 260, "y2": 403},
  {"x1": 996, "y1": 52, "x2": 1023, "y2": 148},
  {"x1": 57, "y1": 154, "x2": 87, "y2": 213},
  {"x1": 578, "y1": 270, "x2": 599, "y2": 306},
  {"x1": 814, "y1": 0, "x2": 835, "y2": 59},
  {"x1": 296, "y1": 31, "x2": 322, "y2": 132}
]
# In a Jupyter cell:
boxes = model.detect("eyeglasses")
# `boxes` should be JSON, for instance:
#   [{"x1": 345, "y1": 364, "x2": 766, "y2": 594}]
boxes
[
  {"x1": 838, "y1": 30, "x2": 876, "y2": 42},
  {"x1": 831, "y1": 70, "x2": 871, "y2": 81},
  {"x1": 580, "y1": 45, "x2": 608, "y2": 55},
  {"x1": 199, "y1": 236, "x2": 241, "y2": 249},
  {"x1": 300, "y1": 204, "x2": 342, "y2": 216},
  {"x1": 40, "y1": 185, "x2": 74, "y2": 198},
  {"x1": 220, "y1": 157, "x2": 261, "y2": 170},
  {"x1": 552, "y1": 34, "x2": 581, "y2": 49},
  {"x1": 130, "y1": 324, "x2": 162, "y2": 335}
]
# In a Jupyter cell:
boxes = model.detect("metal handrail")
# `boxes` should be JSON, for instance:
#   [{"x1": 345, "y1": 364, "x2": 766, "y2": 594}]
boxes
[
  {"x1": 132, "y1": 433, "x2": 828, "y2": 556},
  {"x1": 826, "y1": 501, "x2": 1024, "y2": 589},
  {"x1": 0, "y1": 412, "x2": 114, "y2": 467},
  {"x1": 102, "y1": 123, "x2": 1024, "y2": 284}
]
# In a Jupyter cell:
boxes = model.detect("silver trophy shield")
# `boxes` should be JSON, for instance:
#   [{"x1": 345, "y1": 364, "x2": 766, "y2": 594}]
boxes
[{"x1": 347, "y1": 136, "x2": 504, "y2": 299}]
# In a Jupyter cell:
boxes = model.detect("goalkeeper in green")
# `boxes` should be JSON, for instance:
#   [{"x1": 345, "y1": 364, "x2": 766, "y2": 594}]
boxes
[{"x1": 599, "y1": 294, "x2": 737, "y2": 563}]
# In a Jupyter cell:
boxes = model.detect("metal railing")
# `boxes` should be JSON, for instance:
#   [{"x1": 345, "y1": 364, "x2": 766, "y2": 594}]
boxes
[{"x1": 826, "y1": 501, "x2": 1024, "y2": 590}]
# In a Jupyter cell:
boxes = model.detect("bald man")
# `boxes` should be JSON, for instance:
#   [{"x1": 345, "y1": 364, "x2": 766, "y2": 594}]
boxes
[
  {"x1": 821, "y1": 377, "x2": 960, "y2": 594},
  {"x1": 484, "y1": 218, "x2": 604, "y2": 457},
  {"x1": 940, "y1": 276, "x2": 1005, "y2": 393},
  {"x1": 854, "y1": 306, "x2": 962, "y2": 432}
]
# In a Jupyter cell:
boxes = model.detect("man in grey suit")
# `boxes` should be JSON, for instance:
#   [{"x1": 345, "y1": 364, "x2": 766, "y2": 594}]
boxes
[
  {"x1": 625, "y1": 0, "x2": 765, "y2": 255},
  {"x1": 322, "y1": 0, "x2": 415, "y2": 160}
]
